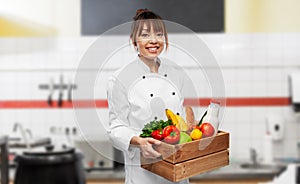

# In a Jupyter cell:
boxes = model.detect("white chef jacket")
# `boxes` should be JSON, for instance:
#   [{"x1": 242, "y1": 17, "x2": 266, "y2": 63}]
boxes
[{"x1": 107, "y1": 58, "x2": 190, "y2": 184}]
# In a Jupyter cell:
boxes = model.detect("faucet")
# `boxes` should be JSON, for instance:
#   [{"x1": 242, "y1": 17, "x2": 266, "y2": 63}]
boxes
[
  {"x1": 25, "y1": 129, "x2": 33, "y2": 139},
  {"x1": 250, "y1": 148, "x2": 258, "y2": 165},
  {"x1": 13, "y1": 122, "x2": 30, "y2": 148}
]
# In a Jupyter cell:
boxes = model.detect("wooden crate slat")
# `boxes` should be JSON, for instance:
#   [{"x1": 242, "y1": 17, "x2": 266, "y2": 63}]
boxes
[
  {"x1": 174, "y1": 150, "x2": 229, "y2": 182},
  {"x1": 141, "y1": 150, "x2": 229, "y2": 182},
  {"x1": 154, "y1": 131, "x2": 229, "y2": 164},
  {"x1": 141, "y1": 156, "x2": 176, "y2": 181}
]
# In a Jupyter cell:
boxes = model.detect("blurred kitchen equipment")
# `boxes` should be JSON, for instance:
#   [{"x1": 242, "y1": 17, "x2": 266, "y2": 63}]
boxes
[
  {"x1": 14, "y1": 144, "x2": 85, "y2": 184},
  {"x1": 289, "y1": 73, "x2": 300, "y2": 120},
  {"x1": 25, "y1": 129, "x2": 32, "y2": 139},
  {"x1": 13, "y1": 122, "x2": 30, "y2": 149},
  {"x1": 39, "y1": 77, "x2": 78, "y2": 107},
  {"x1": 264, "y1": 118, "x2": 274, "y2": 164},
  {"x1": 250, "y1": 148, "x2": 258, "y2": 166},
  {"x1": 271, "y1": 163, "x2": 299, "y2": 184},
  {"x1": 298, "y1": 142, "x2": 300, "y2": 159},
  {"x1": 266, "y1": 115, "x2": 284, "y2": 141},
  {"x1": 0, "y1": 136, "x2": 9, "y2": 184},
  {"x1": 47, "y1": 78, "x2": 54, "y2": 106},
  {"x1": 74, "y1": 140, "x2": 117, "y2": 170},
  {"x1": 297, "y1": 164, "x2": 300, "y2": 184},
  {"x1": 10, "y1": 123, "x2": 51, "y2": 148},
  {"x1": 58, "y1": 74, "x2": 64, "y2": 107},
  {"x1": 9, "y1": 137, "x2": 51, "y2": 148},
  {"x1": 68, "y1": 79, "x2": 73, "y2": 102},
  {"x1": 263, "y1": 132, "x2": 273, "y2": 164}
]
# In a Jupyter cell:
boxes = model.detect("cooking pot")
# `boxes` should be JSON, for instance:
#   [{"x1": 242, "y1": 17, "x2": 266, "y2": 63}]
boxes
[{"x1": 14, "y1": 144, "x2": 86, "y2": 184}]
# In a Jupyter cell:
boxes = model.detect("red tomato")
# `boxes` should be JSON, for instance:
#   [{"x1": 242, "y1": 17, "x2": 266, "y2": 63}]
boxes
[
  {"x1": 162, "y1": 125, "x2": 180, "y2": 144},
  {"x1": 151, "y1": 130, "x2": 164, "y2": 140},
  {"x1": 199, "y1": 122, "x2": 215, "y2": 137}
]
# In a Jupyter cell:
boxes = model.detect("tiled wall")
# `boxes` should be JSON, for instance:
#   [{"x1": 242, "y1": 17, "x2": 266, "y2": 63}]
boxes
[{"x1": 0, "y1": 33, "x2": 300, "y2": 161}]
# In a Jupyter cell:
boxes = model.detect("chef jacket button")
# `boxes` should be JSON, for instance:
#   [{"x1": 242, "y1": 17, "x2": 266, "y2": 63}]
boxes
[
  {"x1": 142, "y1": 76, "x2": 145, "y2": 79},
  {"x1": 172, "y1": 92, "x2": 175, "y2": 95},
  {"x1": 164, "y1": 74, "x2": 167, "y2": 77},
  {"x1": 154, "y1": 116, "x2": 158, "y2": 120},
  {"x1": 150, "y1": 94, "x2": 153, "y2": 97}
]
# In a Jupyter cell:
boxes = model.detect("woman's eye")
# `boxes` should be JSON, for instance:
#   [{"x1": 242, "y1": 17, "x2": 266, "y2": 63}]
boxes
[
  {"x1": 141, "y1": 33, "x2": 149, "y2": 37},
  {"x1": 157, "y1": 33, "x2": 164, "y2": 37}
]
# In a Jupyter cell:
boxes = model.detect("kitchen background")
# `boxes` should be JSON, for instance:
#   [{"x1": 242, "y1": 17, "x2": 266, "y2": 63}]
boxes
[{"x1": 1, "y1": 0, "x2": 300, "y2": 183}]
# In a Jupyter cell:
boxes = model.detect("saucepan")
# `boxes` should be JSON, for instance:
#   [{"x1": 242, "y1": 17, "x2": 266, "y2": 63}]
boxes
[{"x1": 14, "y1": 144, "x2": 86, "y2": 184}]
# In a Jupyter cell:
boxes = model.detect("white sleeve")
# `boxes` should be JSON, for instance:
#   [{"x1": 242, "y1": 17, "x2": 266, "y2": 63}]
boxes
[{"x1": 106, "y1": 76, "x2": 139, "y2": 156}]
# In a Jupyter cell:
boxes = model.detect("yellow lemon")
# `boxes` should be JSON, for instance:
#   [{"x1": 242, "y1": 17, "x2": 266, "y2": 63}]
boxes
[{"x1": 190, "y1": 129, "x2": 202, "y2": 140}]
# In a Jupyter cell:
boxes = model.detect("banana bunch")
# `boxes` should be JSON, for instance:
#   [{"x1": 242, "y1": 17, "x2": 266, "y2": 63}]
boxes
[{"x1": 165, "y1": 109, "x2": 188, "y2": 131}]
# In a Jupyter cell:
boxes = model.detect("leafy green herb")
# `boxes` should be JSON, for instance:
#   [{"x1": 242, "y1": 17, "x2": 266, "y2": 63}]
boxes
[{"x1": 140, "y1": 120, "x2": 172, "y2": 138}]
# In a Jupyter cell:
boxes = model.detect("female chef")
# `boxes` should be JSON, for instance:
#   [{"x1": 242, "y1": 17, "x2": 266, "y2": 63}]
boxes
[{"x1": 107, "y1": 9, "x2": 189, "y2": 184}]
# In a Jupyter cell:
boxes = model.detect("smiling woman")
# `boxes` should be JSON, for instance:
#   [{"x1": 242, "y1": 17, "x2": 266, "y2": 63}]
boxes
[{"x1": 106, "y1": 9, "x2": 190, "y2": 184}]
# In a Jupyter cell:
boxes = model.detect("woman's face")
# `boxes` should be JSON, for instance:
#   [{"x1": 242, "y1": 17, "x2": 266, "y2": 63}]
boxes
[{"x1": 136, "y1": 24, "x2": 165, "y2": 60}]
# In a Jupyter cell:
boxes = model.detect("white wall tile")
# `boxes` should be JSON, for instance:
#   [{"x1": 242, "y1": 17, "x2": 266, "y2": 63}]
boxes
[{"x1": 1, "y1": 34, "x2": 300, "y2": 161}]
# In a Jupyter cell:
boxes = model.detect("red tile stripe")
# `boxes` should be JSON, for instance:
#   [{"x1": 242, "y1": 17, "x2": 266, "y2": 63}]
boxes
[
  {"x1": 184, "y1": 97, "x2": 291, "y2": 106},
  {"x1": 0, "y1": 97, "x2": 290, "y2": 109}
]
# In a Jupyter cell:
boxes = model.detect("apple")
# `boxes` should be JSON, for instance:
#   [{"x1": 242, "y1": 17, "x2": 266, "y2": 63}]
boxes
[{"x1": 199, "y1": 122, "x2": 215, "y2": 137}]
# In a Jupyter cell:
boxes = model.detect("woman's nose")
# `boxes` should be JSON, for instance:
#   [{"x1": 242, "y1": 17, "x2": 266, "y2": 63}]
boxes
[{"x1": 149, "y1": 36, "x2": 158, "y2": 43}]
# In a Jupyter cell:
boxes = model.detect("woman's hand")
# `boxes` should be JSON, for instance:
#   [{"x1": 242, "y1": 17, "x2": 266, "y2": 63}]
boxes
[{"x1": 130, "y1": 136, "x2": 161, "y2": 159}]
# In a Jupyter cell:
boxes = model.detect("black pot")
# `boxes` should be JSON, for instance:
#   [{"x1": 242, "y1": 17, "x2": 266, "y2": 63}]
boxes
[{"x1": 14, "y1": 145, "x2": 86, "y2": 184}]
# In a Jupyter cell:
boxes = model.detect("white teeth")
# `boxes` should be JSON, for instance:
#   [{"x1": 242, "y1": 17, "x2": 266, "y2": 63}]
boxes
[{"x1": 148, "y1": 47, "x2": 157, "y2": 51}]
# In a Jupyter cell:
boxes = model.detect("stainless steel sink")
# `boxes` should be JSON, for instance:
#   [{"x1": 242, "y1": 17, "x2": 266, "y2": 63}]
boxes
[
  {"x1": 239, "y1": 163, "x2": 287, "y2": 173},
  {"x1": 240, "y1": 163, "x2": 278, "y2": 169}
]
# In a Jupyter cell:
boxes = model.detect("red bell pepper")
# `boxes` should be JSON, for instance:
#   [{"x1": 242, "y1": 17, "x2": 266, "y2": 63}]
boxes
[
  {"x1": 151, "y1": 129, "x2": 164, "y2": 140},
  {"x1": 162, "y1": 125, "x2": 180, "y2": 144}
]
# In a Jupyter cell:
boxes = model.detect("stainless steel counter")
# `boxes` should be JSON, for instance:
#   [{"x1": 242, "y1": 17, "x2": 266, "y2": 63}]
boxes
[
  {"x1": 85, "y1": 162, "x2": 286, "y2": 181},
  {"x1": 3, "y1": 162, "x2": 286, "y2": 182},
  {"x1": 190, "y1": 163, "x2": 285, "y2": 180}
]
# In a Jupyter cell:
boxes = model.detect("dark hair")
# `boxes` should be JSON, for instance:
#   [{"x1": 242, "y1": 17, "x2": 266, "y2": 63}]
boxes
[{"x1": 130, "y1": 9, "x2": 168, "y2": 50}]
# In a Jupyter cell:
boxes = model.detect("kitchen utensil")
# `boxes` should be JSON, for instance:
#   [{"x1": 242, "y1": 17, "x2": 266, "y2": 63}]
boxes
[
  {"x1": 47, "y1": 78, "x2": 54, "y2": 106},
  {"x1": 14, "y1": 144, "x2": 85, "y2": 184},
  {"x1": 58, "y1": 74, "x2": 63, "y2": 107},
  {"x1": 68, "y1": 79, "x2": 72, "y2": 102}
]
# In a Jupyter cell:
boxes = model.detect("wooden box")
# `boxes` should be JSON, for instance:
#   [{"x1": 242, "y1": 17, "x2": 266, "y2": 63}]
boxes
[{"x1": 140, "y1": 131, "x2": 230, "y2": 182}]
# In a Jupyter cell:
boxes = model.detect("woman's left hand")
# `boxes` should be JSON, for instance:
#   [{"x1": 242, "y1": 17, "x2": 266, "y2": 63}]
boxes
[{"x1": 130, "y1": 136, "x2": 161, "y2": 159}]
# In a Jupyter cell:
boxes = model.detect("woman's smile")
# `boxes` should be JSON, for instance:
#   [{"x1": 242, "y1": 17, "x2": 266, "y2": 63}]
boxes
[{"x1": 146, "y1": 45, "x2": 160, "y2": 54}]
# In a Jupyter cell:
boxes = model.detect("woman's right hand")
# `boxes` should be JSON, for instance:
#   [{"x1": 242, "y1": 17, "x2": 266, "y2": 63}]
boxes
[{"x1": 130, "y1": 136, "x2": 161, "y2": 159}]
